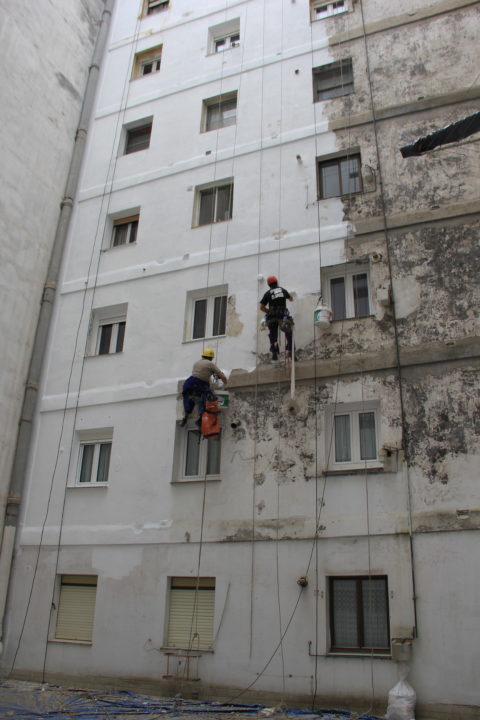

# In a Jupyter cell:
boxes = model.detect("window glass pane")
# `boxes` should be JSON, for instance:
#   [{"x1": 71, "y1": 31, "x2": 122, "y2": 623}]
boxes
[
  {"x1": 230, "y1": 34, "x2": 240, "y2": 47},
  {"x1": 215, "y1": 184, "x2": 232, "y2": 221},
  {"x1": 362, "y1": 578, "x2": 389, "y2": 648},
  {"x1": 113, "y1": 224, "x2": 128, "y2": 247},
  {"x1": 97, "y1": 443, "x2": 111, "y2": 483},
  {"x1": 215, "y1": 38, "x2": 226, "y2": 52},
  {"x1": 321, "y1": 162, "x2": 341, "y2": 198},
  {"x1": 125, "y1": 125, "x2": 151, "y2": 154},
  {"x1": 330, "y1": 277, "x2": 346, "y2": 320},
  {"x1": 359, "y1": 412, "x2": 376, "y2": 460},
  {"x1": 185, "y1": 431, "x2": 200, "y2": 476},
  {"x1": 222, "y1": 98, "x2": 237, "y2": 126},
  {"x1": 129, "y1": 220, "x2": 138, "y2": 244},
  {"x1": 340, "y1": 156, "x2": 361, "y2": 194},
  {"x1": 98, "y1": 324, "x2": 112, "y2": 354},
  {"x1": 193, "y1": 299, "x2": 207, "y2": 339},
  {"x1": 334, "y1": 414, "x2": 351, "y2": 462},
  {"x1": 206, "y1": 436, "x2": 221, "y2": 475},
  {"x1": 206, "y1": 104, "x2": 221, "y2": 132},
  {"x1": 212, "y1": 295, "x2": 227, "y2": 336},
  {"x1": 116, "y1": 321, "x2": 126, "y2": 352},
  {"x1": 142, "y1": 62, "x2": 153, "y2": 75},
  {"x1": 79, "y1": 444, "x2": 94, "y2": 483},
  {"x1": 199, "y1": 188, "x2": 214, "y2": 225},
  {"x1": 332, "y1": 578, "x2": 358, "y2": 647},
  {"x1": 352, "y1": 273, "x2": 369, "y2": 316}
]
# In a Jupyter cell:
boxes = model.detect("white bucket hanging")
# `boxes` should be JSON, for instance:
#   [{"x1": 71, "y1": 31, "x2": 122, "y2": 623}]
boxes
[{"x1": 314, "y1": 301, "x2": 332, "y2": 328}]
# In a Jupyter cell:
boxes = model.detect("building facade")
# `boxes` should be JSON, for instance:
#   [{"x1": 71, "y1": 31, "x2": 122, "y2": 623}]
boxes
[{"x1": 2, "y1": 1, "x2": 479, "y2": 718}]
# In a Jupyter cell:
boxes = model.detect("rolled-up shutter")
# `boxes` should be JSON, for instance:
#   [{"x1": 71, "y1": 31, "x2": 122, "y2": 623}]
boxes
[
  {"x1": 167, "y1": 578, "x2": 215, "y2": 650},
  {"x1": 55, "y1": 575, "x2": 97, "y2": 642}
]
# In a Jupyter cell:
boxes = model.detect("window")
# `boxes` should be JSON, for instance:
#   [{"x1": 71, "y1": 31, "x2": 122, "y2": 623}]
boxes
[
  {"x1": 313, "y1": 59, "x2": 353, "y2": 101},
  {"x1": 184, "y1": 420, "x2": 221, "y2": 479},
  {"x1": 323, "y1": 264, "x2": 370, "y2": 320},
  {"x1": 326, "y1": 402, "x2": 379, "y2": 469},
  {"x1": 185, "y1": 285, "x2": 228, "y2": 341},
  {"x1": 329, "y1": 576, "x2": 390, "y2": 653},
  {"x1": 208, "y1": 19, "x2": 240, "y2": 55},
  {"x1": 89, "y1": 304, "x2": 127, "y2": 356},
  {"x1": 132, "y1": 46, "x2": 162, "y2": 79},
  {"x1": 143, "y1": 0, "x2": 169, "y2": 15},
  {"x1": 55, "y1": 575, "x2": 97, "y2": 643},
  {"x1": 111, "y1": 214, "x2": 139, "y2": 247},
  {"x1": 172, "y1": 419, "x2": 222, "y2": 482},
  {"x1": 77, "y1": 432, "x2": 112, "y2": 485},
  {"x1": 311, "y1": 0, "x2": 348, "y2": 21},
  {"x1": 166, "y1": 577, "x2": 215, "y2": 650},
  {"x1": 124, "y1": 120, "x2": 152, "y2": 155},
  {"x1": 317, "y1": 153, "x2": 362, "y2": 198},
  {"x1": 195, "y1": 180, "x2": 233, "y2": 226},
  {"x1": 203, "y1": 92, "x2": 237, "y2": 132},
  {"x1": 214, "y1": 33, "x2": 240, "y2": 53}
]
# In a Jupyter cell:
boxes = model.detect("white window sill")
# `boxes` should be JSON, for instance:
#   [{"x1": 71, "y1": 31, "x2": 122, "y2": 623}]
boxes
[
  {"x1": 172, "y1": 476, "x2": 222, "y2": 484},
  {"x1": 161, "y1": 646, "x2": 213, "y2": 653},
  {"x1": 49, "y1": 638, "x2": 92, "y2": 646},
  {"x1": 182, "y1": 335, "x2": 226, "y2": 344},
  {"x1": 326, "y1": 651, "x2": 391, "y2": 659},
  {"x1": 192, "y1": 218, "x2": 232, "y2": 229},
  {"x1": 323, "y1": 463, "x2": 384, "y2": 476},
  {"x1": 68, "y1": 483, "x2": 109, "y2": 489}
]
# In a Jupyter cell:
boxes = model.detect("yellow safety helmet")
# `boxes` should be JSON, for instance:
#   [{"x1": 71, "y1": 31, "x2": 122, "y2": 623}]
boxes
[{"x1": 202, "y1": 348, "x2": 215, "y2": 359}]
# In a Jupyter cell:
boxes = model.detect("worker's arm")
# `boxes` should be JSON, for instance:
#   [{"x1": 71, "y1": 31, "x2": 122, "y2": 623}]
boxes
[{"x1": 260, "y1": 303, "x2": 268, "y2": 313}]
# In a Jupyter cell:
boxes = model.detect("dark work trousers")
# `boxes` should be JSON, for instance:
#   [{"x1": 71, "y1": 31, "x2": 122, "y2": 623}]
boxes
[
  {"x1": 182, "y1": 376, "x2": 211, "y2": 415},
  {"x1": 267, "y1": 315, "x2": 293, "y2": 352}
]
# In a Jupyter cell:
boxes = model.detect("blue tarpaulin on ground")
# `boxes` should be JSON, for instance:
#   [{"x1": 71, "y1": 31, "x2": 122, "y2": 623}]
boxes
[{"x1": 0, "y1": 681, "x2": 383, "y2": 720}]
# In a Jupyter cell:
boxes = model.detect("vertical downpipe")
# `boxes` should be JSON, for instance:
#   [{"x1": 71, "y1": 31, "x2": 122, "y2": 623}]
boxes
[{"x1": 0, "y1": 0, "x2": 115, "y2": 656}]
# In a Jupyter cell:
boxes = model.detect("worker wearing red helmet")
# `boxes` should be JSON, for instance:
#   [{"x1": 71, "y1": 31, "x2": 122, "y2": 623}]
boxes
[{"x1": 259, "y1": 275, "x2": 294, "y2": 361}]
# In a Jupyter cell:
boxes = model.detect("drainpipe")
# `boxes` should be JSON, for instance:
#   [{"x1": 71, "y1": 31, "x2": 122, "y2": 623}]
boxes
[{"x1": 0, "y1": 0, "x2": 114, "y2": 657}]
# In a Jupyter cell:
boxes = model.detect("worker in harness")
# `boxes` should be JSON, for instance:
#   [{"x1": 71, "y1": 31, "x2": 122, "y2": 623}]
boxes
[
  {"x1": 260, "y1": 275, "x2": 294, "y2": 361},
  {"x1": 181, "y1": 348, "x2": 228, "y2": 427}
]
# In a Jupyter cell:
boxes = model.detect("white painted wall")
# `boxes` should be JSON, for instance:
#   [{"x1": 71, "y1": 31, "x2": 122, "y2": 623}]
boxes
[{"x1": 0, "y1": 0, "x2": 105, "y2": 519}]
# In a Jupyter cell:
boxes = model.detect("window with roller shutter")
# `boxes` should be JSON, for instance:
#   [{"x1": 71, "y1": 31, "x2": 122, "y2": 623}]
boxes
[
  {"x1": 166, "y1": 577, "x2": 215, "y2": 650},
  {"x1": 55, "y1": 575, "x2": 97, "y2": 643}
]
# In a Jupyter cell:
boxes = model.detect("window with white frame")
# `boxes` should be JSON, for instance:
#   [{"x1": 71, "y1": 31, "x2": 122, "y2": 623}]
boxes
[
  {"x1": 194, "y1": 180, "x2": 233, "y2": 226},
  {"x1": 317, "y1": 152, "x2": 362, "y2": 198},
  {"x1": 313, "y1": 58, "x2": 353, "y2": 102},
  {"x1": 111, "y1": 214, "x2": 139, "y2": 248},
  {"x1": 173, "y1": 420, "x2": 222, "y2": 482},
  {"x1": 326, "y1": 401, "x2": 380, "y2": 469},
  {"x1": 166, "y1": 577, "x2": 215, "y2": 650},
  {"x1": 329, "y1": 575, "x2": 390, "y2": 653},
  {"x1": 75, "y1": 429, "x2": 113, "y2": 485},
  {"x1": 143, "y1": 0, "x2": 169, "y2": 15},
  {"x1": 89, "y1": 304, "x2": 127, "y2": 356},
  {"x1": 54, "y1": 575, "x2": 98, "y2": 643},
  {"x1": 208, "y1": 19, "x2": 240, "y2": 54},
  {"x1": 123, "y1": 119, "x2": 153, "y2": 155},
  {"x1": 132, "y1": 45, "x2": 162, "y2": 79},
  {"x1": 311, "y1": 0, "x2": 348, "y2": 21},
  {"x1": 322, "y1": 264, "x2": 370, "y2": 320},
  {"x1": 202, "y1": 92, "x2": 237, "y2": 132},
  {"x1": 185, "y1": 285, "x2": 228, "y2": 341}
]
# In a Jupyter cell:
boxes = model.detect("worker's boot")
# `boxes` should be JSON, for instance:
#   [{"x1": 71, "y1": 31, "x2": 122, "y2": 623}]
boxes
[
  {"x1": 271, "y1": 344, "x2": 279, "y2": 361},
  {"x1": 180, "y1": 413, "x2": 190, "y2": 427}
]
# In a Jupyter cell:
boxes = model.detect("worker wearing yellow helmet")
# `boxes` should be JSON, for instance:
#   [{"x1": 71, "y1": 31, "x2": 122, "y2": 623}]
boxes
[{"x1": 181, "y1": 349, "x2": 228, "y2": 426}]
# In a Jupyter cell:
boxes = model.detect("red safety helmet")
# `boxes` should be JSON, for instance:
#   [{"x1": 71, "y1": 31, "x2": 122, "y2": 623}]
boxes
[{"x1": 267, "y1": 275, "x2": 278, "y2": 286}]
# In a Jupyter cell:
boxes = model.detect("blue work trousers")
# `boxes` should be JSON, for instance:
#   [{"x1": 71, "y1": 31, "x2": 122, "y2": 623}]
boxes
[{"x1": 182, "y1": 376, "x2": 211, "y2": 415}]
